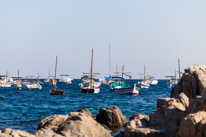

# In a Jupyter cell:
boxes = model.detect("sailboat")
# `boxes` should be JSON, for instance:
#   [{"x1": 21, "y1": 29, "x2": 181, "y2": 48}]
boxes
[
  {"x1": 0, "y1": 71, "x2": 13, "y2": 88},
  {"x1": 50, "y1": 56, "x2": 65, "y2": 95},
  {"x1": 44, "y1": 71, "x2": 53, "y2": 85},
  {"x1": 80, "y1": 49, "x2": 101, "y2": 93},
  {"x1": 137, "y1": 64, "x2": 150, "y2": 89},
  {"x1": 165, "y1": 59, "x2": 182, "y2": 88},
  {"x1": 115, "y1": 65, "x2": 140, "y2": 95},
  {"x1": 11, "y1": 69, "x2": 22, "y2": 88},
  {"x1": 110, "y1": 65, "x2": 127, "y2": 91}
]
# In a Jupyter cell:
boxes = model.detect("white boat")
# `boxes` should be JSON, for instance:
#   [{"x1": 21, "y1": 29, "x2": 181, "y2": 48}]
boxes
[
  {"x1": 0, "y1": 71, "x2": 13, "y2": 88},
  {"x1": 44, "y1": 71, "x2": 53, "y2": 85},
  {"x1": 11, "y1": 70, "x2": 22, "y2": 88},
  {"x1": 147, "y1": 75, "x2": 158, "y2": 85},
  {"x1": 80, "y1": 49, "x2": 101, "y2": 93},
  {"x1": 59, "y1": 74, "x2": 73, "y2": 84},
  {"x1": 137, "y1": 64, "x2": 150, "y2": 89},
  {"x1": 21, "y1": 75, "x2": 42, "y2": 90}
]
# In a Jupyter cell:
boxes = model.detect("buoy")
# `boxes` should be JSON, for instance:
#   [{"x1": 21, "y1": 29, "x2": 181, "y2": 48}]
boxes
[{"x1": 17, "y1": 87, "x2": 21, "y2": 90}]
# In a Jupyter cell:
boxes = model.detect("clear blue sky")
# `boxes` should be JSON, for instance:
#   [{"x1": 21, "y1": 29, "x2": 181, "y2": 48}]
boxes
[{"x1": 0, "y1": 1, "x2": 206, "y2": 79}]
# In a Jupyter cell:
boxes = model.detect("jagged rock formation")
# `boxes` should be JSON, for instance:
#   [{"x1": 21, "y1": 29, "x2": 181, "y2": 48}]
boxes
[
  {"x1": 171, "y1": 65, "x2": 206, "y2": 98},
  {"x1": 96, "y1": 106, "x2": 127, "y2": 129}
]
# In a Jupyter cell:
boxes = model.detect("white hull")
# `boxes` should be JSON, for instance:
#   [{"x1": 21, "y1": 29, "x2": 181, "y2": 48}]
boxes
[
  {"x1": 0, "y1": 84, "x2": 11, "y2": 87},
  {"x1": 137, "y1": 81, "x2": 150, "y2": 89},
  {"x1": 59, "y1": 77, "x2": 73, "y2": 84},
  {"x1": 150, "y1": 79, "x2": 158, "y2": 85},
  {"x1": 116, "y1": 84, "x2": 139, "y2": 95},
  {"x1": 21, "y1": 82, "x2": 42, "y2": 90}
]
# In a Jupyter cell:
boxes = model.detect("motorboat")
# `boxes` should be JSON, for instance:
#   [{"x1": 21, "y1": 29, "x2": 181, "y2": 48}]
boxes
[
  {"x1": 21, "y1": 75, "x2": 42, "y2": 90},
  {"x1": 50, "y1": 56, "x2": 65, "y2": 95},
  {"x1": 59, "y1": 74, "x2": 73, "y2": 84},
  {"x1": 147, "y1": 75, "x2": 158, "y2": 85},
  {"x1": 80, "y1": 49, "x2": 101, "y2": 93}
]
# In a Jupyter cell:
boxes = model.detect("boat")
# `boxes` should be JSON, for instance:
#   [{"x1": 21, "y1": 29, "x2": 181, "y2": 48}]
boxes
[
  {"x1": 137, "y1": 64, "x2": 150, "y2": 89},
  {"x1": 80, "y1": 48, "x2": 101, "y2": 93},
  {"x1": 11, "y1": 69, "x2": 22, "y2": 88},
  {"x1": 50, "y1": 56, "x2": 65, "y2": 95},
  {"x1": 21, "y1": 74, "x2": 42, "y2": 90},
  {"x1": 59, "y1": 74, "x2": 73, "y2": 84},
  {"x1": 0, "y1": 71, "x2": 13, "y2": 88},
  {"x1": 115, "y1": 65, "x2": 140, "y2": 95},
  {"x1": 44, "y1": 71, "x2": 53, "y2": 85},
  {"x1": 147, "y1": 75, "x2": 158, "y2": 85},
  {"x1": 110, "y1": 76, "x2": 127, "y2": 91},
  {"x1": 165, "y1": 59, "x2": 182, "y2": 88}
]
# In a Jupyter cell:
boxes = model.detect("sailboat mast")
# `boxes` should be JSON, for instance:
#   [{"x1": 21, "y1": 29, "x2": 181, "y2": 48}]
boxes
[
  {"x1": 90, "y1": 49, "x2": 93, "y2": 88},
  {"x1": 178, "y1": 59, "x2": 181, "y2": 80},
  {"x1": 116, "y1": 65, "x2": 118, "y2": 76},
  {"x1": 54, "y1": 56, "x2": 58, "y2": 90},
  {"x1": 122, "y1": 65, "x2": 124, "y2": 87},
  {"x1": 109, "y1": 43, "x2": 111, "y2": 76},
  {"x1": 144, "y1": 64, "x2": 146, "y2": 83}
]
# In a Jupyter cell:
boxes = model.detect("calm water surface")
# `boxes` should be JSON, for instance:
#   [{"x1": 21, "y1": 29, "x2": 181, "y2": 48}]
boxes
[{"x1": 0, "y1": 79, "x2": 170, "y2": 135}]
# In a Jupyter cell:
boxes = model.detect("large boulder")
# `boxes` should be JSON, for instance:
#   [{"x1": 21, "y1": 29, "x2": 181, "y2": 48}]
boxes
[
  {"x1": 171, "y1": 65, "x2": 206, "y2": 98},
  {"x1": 57, "y1": 113, "x2": 111, "y2": 137},
  {"x1": 35, "y1": 127, "x2": 63, "y2": 137},
  {"x1": 37, "y1": 115, "x2": 69, "y2": 130},
  {"x1": 150, "y1": 93, "x2": 189, "y2": 127},
  {"x1": 96, "y1": 106, "x2": 127, "y2": 128},
  {"x1": 179, "y1": 111, "x2": 206, "y2": 137},
  {"x1": 0, "y1": 128, "x2": 35, "y2": 137},
  {"x1": 124, "y1": 126, "x2": 178, "y2": 137},
  {"x1": 76, "y1": 108, "x2": 95, "y2": 117}
]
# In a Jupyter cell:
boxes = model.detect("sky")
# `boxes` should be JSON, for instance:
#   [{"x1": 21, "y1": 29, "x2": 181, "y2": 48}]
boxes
[{"x1": 0, "y1": 0, "x2": 206, "y2": 79}]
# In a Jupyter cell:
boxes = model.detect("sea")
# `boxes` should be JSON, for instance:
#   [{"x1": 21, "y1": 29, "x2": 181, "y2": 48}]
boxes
[{"x1": 0, "y1": 79, "x2": 171, "y2": 136}]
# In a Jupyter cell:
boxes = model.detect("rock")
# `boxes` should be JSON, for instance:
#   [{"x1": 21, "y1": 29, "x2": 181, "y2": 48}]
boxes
[
  {"x1": 124, "y1": 126, "x2": 178, "y2": 137},
  {"x1": 0, "y1": 128, "x2": 34, "y2": 137},
  {"x1": 57, "y1": 113, "x2": 111, "y2": 137},
  {"x1": 174, "y1": 92, "x2": 189, "y2": 109},
  {"x1": 179, "y1": 111, "x2": 206, "y2": 137},
  {"x1": 37, "y1": 115, "x2": 69, "y2": 130},
  {"x1": 35, "y1": 127, "x2": 63, "y2": 137},
  {"x1": 76, "y1": 108, "x2": 96, "y2": 117},
  {"x1": 96, "y1": 106, "x2": 127, "y2": 128},
  {"x1": 171, "y1": 65, "x2": 206, "y2": 98},
  {"x1": 128, "y1": 113, "x2": 149, "y2": 128},
  {"x1": 149, "y1": 105, "x2": 186, "y2": 127}
]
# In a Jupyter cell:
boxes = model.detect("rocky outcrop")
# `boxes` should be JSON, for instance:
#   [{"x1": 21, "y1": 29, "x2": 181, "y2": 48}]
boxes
[
  {"x1": 0, "y1": 128, "x2": 35, "y2": 137},
  {"x1": 96, "y1": 106, "x2": 127, "y2": 129},
  {"x1": 57, "y1": 113, "x2": 111, "y2": 137},
  {"x1": 37, "y1": 115, "x2": 69, "y2": 130},
  {"x1": 124, "y1": 126, "x2": 178, "y2": 137},
  {"x1": 171, "y1": 65, "x2": 206, "y2": 98},
  {"x1": 179, "y1": 111, "x2": 206, "y2": 137},
  {"x1": 76, "y1": 108, "x2": 96, "y2": 117}
]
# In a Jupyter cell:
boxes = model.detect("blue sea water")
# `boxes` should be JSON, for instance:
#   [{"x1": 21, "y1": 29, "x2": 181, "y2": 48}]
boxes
[{"x1": 0, "y1": 79, "x2": 171, "y2": 135}]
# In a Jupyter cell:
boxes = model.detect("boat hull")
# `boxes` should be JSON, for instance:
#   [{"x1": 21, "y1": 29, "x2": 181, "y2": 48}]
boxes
[
  {"x1": 150, "y1": 80, "x2": 158, "y2": 85},
  {"x1": 81, "y1": 87, "x2": 100, "y2": 93},
  {"x1": 116, "y1": 85, "x2": 140, "y2": 95},
  {"x1": 50, "y1": 89, "x2": 65, "y2": 95},
  {"x1": 21, "y1": 82, "x2": 42, "y2": 90}
]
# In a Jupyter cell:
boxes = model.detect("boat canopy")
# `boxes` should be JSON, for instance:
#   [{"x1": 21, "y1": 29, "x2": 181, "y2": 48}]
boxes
[{"x1": 60, "y1": 74, "x2": 69, "y2": 76}]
